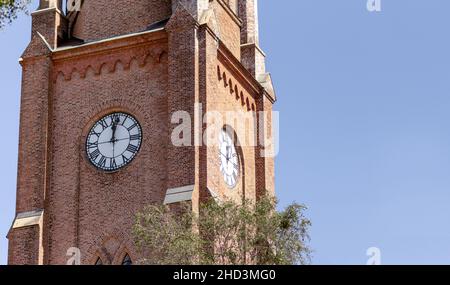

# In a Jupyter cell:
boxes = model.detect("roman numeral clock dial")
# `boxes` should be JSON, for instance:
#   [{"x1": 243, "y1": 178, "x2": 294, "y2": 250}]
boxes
[
  {"x1": 219, "y1": 128, "x2": 240, "y2": 189},
  {"x1": 86, "y1": 112, "x2": 142, "y2": 172}
]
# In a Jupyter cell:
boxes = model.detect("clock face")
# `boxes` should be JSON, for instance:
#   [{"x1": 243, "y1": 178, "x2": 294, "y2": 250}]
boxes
[
  {"x1": 86, "y1": 112, "x2": 142, "y2": 172},
  {"x1": 219, "y1": 128, "x2": 240, "y2": 188}
]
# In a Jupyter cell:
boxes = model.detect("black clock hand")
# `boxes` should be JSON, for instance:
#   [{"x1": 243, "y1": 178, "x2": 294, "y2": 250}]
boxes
[
  {"x1": 98, "y1": 137, "x2": 129, "y2": 145},
  {"x1": 111, "y1": 117, "x2": 119, "y2": 143},
  {"x1": 226, "y1": 146, "x2": 231, "y2": 160},
  {"x1": 111, "y1": 126, "x2": 116, "y2": 143},
  {"x1": 219, "y1": 152, "x2": 231, "y2": 162},
  {"x1": 113, "y1": 137, "x2": 115, "y2": 159}
]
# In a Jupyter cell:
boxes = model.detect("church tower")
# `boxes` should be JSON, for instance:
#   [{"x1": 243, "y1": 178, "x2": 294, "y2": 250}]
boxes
[{"x1": 8, "y1": 0, "x2": 276, "y2": 265}]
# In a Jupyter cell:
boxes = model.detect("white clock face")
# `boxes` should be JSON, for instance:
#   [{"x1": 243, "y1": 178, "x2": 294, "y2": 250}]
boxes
[
  {"x1": 219, "y1": 129, "x2": 240, "y2": 188},
  {"x1": 86, "y1": 112, "x2": 142, "y2": 172}
]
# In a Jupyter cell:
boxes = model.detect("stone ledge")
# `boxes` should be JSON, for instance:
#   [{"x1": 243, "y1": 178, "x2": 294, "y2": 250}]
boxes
[
  {"x1": 163, "y1": 185, "x2": 195, "y2": 205},
  {"x1": 12, "y1": 210, "x2": 44, "y2": 229}
]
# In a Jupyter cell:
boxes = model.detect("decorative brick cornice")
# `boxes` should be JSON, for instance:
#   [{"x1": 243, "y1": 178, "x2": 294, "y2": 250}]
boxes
[
  {"x1": 217, "y1": 64, "x2": 256, "y2": 112},
  {"x1": 53, "y1": 46, "x2": 167, "y2": 82},
  {"x1": 218, "y1": 41, "x2": 276, "y2": 104},
  {"x1": 218, "y1": 42, "x2": 263, "y2": 95}
]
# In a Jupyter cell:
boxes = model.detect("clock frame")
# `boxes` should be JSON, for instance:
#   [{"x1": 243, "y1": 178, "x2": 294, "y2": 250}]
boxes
[{"x1": 85, "y1": 112, "x2": 142, "y2": 172}]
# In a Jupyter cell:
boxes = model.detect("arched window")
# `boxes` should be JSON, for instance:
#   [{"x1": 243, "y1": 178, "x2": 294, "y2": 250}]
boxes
[
  {"x1": 122, "y1": 254, "x2": 132, "y2": 266},
  {"x1": 95, "y1": 257, "x2": 103, "y2": 265}
]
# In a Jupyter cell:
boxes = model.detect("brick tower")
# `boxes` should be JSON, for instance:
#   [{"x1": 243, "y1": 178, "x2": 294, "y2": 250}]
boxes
[{"x1": 8, "y1": 0, "x2": 276, "y2": 265}]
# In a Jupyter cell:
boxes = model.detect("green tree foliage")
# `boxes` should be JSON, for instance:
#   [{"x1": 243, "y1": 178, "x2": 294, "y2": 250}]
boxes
[
  {"x1": 0, "y1": 0, "x2": 31, "y2": 29},
  {"x1": 133, "y1": 196, "x2": 311, "y2": 265}
]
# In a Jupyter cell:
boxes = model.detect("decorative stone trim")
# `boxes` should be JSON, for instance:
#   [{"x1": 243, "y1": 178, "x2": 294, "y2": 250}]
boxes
[
  {"x1": 12, "y1": 210, "x2": 44, "y2": 229},
  {"x1": 163, "y1": 185, "x2": 195, "y2": 205}
]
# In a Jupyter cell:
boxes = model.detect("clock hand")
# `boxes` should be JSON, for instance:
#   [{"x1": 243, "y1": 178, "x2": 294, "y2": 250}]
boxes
[
  {"x1": 111, "y1": 116, "x2": 120, "y2": 143},
  {"x1": 226, "y1": 146, "x2": 231, "y2": 160},
  {"x1": 111, "y1": 123, "x2": 117, "y2": 143},
  {"x1": 112, "y1": 134, "x2": 116, "y2": 160},
  {"x1": 98, "y1": 137, "x2": 129, "y2": 145},
  {"x1": 219, "y1": 152, "x2": 230, "y2": 162}
]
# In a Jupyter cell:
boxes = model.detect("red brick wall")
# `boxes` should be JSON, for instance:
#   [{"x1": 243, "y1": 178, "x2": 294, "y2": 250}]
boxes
[
  {"x1": 15, "y1": 58, "x2": 51, "y2": 214},
  {"x1": 238, "y1": 0, "x2": 258, "y2": 45},
  {"x1": 166, "y1": 10, "x2": 197, "y2": 192},
  {"x1": 256, "y1": 95, "x2": 275, "y2": 199},
  {"x1": 211, "y1": 1, "x2": 242, "y2": 60},
  {"x1": 8, "y1": 227, "x2": 40, "y2": 265},
  {"x1": 45, "y1": 38, "x2": 169, "y2": 264},
  {"x1": 72, "y1": 0, "x2": 172, "y2": 41},
  {"x1": 205, "y1": 59, "x2": 258, "y2": 203}
]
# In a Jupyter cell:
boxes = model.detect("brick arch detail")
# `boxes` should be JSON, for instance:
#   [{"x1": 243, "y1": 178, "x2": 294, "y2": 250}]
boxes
[{"x1": 86, "y1": 228, "x2": 138, "y2": 265}]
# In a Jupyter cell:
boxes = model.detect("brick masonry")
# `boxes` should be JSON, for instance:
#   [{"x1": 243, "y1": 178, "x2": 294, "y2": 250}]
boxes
[{"x1": 8, "y1": 0, "x2": 275, "y2": 265}]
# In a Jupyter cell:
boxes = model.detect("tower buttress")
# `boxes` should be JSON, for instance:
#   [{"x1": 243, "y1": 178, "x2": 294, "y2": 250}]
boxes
[
  {"x1": 238, "y1": 0, "x2": 266, "y2": 79},
  {"x1": 172, "y1": 0, "x2": 210, "y2": 20},
  {"x1": 31, "y1": 0, "x2": 67, "y2": 49},
  {"x1": 38, "y1": 0, "x2": 62, "y2": 10}
]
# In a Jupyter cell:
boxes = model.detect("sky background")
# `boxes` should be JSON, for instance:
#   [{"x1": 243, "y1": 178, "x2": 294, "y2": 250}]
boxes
[{"x1": 1, "y1": 0, "x2": 450, "y2": 265}]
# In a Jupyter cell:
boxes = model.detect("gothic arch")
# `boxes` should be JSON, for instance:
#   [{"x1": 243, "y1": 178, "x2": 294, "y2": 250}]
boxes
[
  {"x1": 86, "y1": 229, "x2": 138, "y2": 265},
  {"x1": 112, "y1": 246, "x2": 135, "y2": 265}
]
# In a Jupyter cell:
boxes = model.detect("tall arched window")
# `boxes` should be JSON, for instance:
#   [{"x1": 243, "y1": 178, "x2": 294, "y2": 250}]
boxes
[{"x1": 122, "y1": 254, "x2": 132, "y2": 266}]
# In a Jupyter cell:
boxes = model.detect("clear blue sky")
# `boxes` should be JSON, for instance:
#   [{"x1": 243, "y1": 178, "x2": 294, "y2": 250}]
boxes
[{"x1": 2, "y1": 0, "x2": 450, "y2": 265}]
